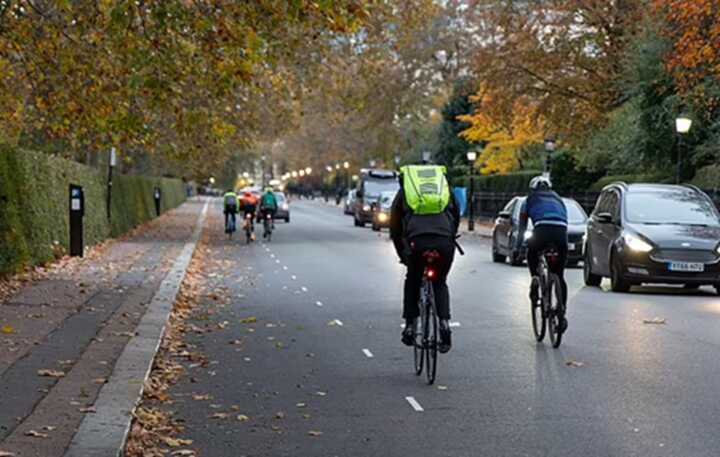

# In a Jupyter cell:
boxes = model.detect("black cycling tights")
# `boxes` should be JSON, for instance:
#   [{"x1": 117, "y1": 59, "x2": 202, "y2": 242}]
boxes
[{"x1": 526, "y1": 225, "x2": 568, "y2": 302}]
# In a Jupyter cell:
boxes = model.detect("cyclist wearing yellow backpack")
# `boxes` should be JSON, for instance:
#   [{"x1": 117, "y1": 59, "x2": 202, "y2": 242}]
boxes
[{"x1": 390, "y1": 164, "x2": 460, "y2": 353}]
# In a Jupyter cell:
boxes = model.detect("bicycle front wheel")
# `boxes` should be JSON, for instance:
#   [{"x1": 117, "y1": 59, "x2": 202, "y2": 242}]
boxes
[
  {"x1": 547, "y1": 273, "x2": 564, "y2": 348},
  {"x1": 531, "y1": 277, "x2": 546, "y2": 342}
]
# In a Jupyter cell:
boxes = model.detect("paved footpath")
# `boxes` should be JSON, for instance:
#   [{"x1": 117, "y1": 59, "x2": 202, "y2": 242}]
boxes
[{"x1": 0, "y1": 198, "x2": 208, "y2": 457}]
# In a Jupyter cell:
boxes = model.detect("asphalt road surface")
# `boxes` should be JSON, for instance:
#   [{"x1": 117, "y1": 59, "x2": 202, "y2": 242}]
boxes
[{"x1": 165, "y1": 199, "x2": 720, "y2": 457}]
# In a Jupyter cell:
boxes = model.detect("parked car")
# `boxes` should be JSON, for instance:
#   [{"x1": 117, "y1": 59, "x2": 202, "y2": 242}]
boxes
[
  {"x1": 492, "y1": 196, "x2": 588, "y2": 266},
  {"x1": 371, "y1": 190, "x2": 398, "y2": 231},
  {"x1": 344, "y1": 189, "x2": 357, "y2": 215},
  {"x1": 274, "y1": 192, "x2": 290, "y2": 223},
  {"x1": 584, "y1": 183, "x2": 720, "y2": 293},
  {"x1": 353, "y1": 169, "x2": 399, "y2": 227}
]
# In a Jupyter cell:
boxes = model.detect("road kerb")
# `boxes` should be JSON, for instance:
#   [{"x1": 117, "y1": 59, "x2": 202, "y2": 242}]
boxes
[{"x1": 63, "y1": 200, "x2": 209, "y2": 457}]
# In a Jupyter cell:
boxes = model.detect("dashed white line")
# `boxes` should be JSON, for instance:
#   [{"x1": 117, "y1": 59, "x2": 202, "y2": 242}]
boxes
[
  {"x1": 449, "y1": 322, "x2": 461, "y2": 328},
  {"x1": 405, "y1": 396, "x2": 424, "y2": 412},
  {"x1": 275, "y1": 259, "x2": 281, "y2": 264},
  {"x1": 291, "y1": 275, "x2": 297, "y2": 280},
  {"x1": 362, "y1": 349, "x2": 374, "y2": 358},
  {"x1": 301, "y1": 286, "x2": 308, "y2": 292},
  {"x1": 282, "y1": 266, "x2": 288, "y2": 270},
  {"x1": 315, "y1": 301, "x2": 323, "y2": 307},
  {"x1": 329, "y1": 319, "x2": 343, "y2": 326}
]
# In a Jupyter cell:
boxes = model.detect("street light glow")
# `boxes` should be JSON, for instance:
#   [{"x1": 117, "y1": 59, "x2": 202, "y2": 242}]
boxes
[
  {"x1": 467, "y1": 151, "x2": 478, "y2": 162},
  {"x1": 299, "y1": 170, "x2": 305, "y2": 177},
  {"x1": 305, "y1": 167, "x2": 312, "y2": 175},
  {"x1": 676, "y1": 116, "x2": 692, "y2": 134},
  {"x1": 326, "y1": 165, "x2": 333, "y2": 173},
  {"x1": 544, "y1": 138, "x2": 556, "y2": 152},
  {"x1": 291, "y1": 171, "x2": 298, "y2": 178},
  {"x1": 335, "y1": 163, "x2": 340, "y2": 170},
  {"x1": 243, "y1": 172, "x2": 250, "y2": 178},
  {"x1": 343, "y1": 161, "x2": 349, "y2": 169}
]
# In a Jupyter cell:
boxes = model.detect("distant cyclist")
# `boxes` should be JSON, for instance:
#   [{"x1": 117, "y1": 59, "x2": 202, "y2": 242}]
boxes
[
  {"x1": 223, "y1": 189, "x2": 239, "y2": 234},
  {"x1": 240, "y1": 191, "x2": 259, "y2": 235},
  {"x1": 517, "y1": 176, "x2": 569, "y2": 331},
  {"x1": 390, "y1": 164, "x2": 460, "y2": 353},
  {"x1": 260, "y1": 187, "x2": 278, "y2": 229}
]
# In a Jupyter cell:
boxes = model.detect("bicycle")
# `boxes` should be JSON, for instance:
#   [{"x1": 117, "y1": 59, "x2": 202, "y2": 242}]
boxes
[
  {"x1": 413, "y1": 250, "x2": 441, "y2": 385},
  {"x1": 243, "y1": 213, "x2": 255, "y2": 244},
  {"x1": 262, "y1": 212, "x2": 273, "y2": 242},
  {"x1": 225, "y1": 213, "x2": 236, "y2": 239},
  {"x1": 530, "y1": 248, "x2": 566, "y2": 348}
]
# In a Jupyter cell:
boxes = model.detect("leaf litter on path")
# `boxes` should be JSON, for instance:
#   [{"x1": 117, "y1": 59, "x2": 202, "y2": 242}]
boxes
[
  {"x1": 642, "y1": 317, "x2": 666, "y2": 325},
  {"x1": 37, "y1": 369, "x2": 65, "y2": 378},
  {"x1": 565, "y1": 360, "x2": 585, "y2": 368}
]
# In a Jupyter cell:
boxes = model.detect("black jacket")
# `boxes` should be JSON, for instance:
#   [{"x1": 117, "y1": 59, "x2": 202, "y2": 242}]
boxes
[{"x1": 390, "y1": 188, "x2": 460, "y2": 261}]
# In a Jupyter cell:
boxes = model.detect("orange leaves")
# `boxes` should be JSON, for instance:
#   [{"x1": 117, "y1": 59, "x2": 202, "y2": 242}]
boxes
[{"x1": 654, "y1": 0, "x2": 720, "y2": 93}]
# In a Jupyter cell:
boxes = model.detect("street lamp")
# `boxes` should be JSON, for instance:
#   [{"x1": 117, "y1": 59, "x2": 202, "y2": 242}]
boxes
[
  {"x1": 305, "y1": 167, "x2": 312, "y2": 175},
  {"x1": 291, "y1": 171, "x2": 298, "y2": 178},
  {"x1": 466, "y1": 150, "x2": 478, "y2": 231},
  {"x1": 369, "y1": 159, "x2": 376, "y2": 168},
  {"x1": 299, "y1": 170, "x2": 305, "y2": 177},
  {"x1": 544, "y1": 138, "x2": 556, "y2": 178},
  {"x1": 343, "y1": 161, "x2": 350, "y2": 189},
  {"x1": 395, "y1": 154, "x2": 401, "y2": 169},
  {"x1": 675, "y1": 115, "x2": 693, "y2": 184}
]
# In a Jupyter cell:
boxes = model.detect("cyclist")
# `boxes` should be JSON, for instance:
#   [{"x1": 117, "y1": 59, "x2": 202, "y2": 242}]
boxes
[
  {"x1": 223, "y1": 189, "x2": 239, "y2": 234},
  {"x1": 240, "y1": 191, "x2": 259, "y2": 237},
  {"x1": 260, "y1": 187, "x2": 278, "y2": 233},
  {"x1": 517, "y1": 176, "x2": 569, "y2": 332},
  {"x1": 390, "y1": 164, "x2": 460, "y2": 353}
]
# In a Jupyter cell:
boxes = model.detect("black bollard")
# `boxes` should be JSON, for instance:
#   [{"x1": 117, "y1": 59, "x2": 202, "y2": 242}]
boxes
[{"x1": 69, "y1": 184, "x2": 84, "y2": 257}]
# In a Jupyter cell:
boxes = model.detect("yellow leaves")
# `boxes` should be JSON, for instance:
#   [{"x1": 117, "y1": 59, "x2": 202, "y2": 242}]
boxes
[
  {"x1": 460, "y1": 90, "x2": 545, "y2": 175},
  {"x1": 1, "y1": 325, "x2": 15, "y2": 334},
  {"x1": 37, "y1": 369, "x2": 65, "y2": 378}
]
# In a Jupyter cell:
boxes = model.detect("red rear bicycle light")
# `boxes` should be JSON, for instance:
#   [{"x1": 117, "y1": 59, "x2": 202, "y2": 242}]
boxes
[{"x1": 427, "y1": 269, "x2": 435, "y2": 279}]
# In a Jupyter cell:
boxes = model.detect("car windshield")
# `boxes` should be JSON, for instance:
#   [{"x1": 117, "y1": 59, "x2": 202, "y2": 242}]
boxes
[
  {"x1": 625, "y1": 191, "x2": 720, "y2": 225},
  {"x1": 563, "y1": 199, "x2": 587, "y2": 224},
  {"x1": 274, "y1": 193, "x2": 285, "y2": 203},
  {"x1": 365, "y1": 179, "x2": 398, "y2": 198}
]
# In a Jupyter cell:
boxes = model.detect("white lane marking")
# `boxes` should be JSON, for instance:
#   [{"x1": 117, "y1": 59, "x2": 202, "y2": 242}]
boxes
[
  {"x1": 328, "y1": 319, "x2": 343, "y2": 326},
  {"x1": 301, "y1": 286, "x2": 308, "y2": 292},
  {"x1": 275, "y1": 259, "x2": 281, "y2": 264},
  {"x1": 405, "y1": 396, "x2": 423, "y2": 412},
  {"x1": 282, "y1": 266, "x2": 288, "y2": 270},
  {"x1": 449, "y1": 322, "x2": 461, "y2": 328},
  {"x1": 362, "y1": 349, "x2": 374, "y2": 358},
  {"x1": 315, "y1": 301, "x2": 323, "y2": 307},
  {"x1": 270, "y1": 254, "x2": 275, "y2": 258},
  {"x1": 291, "y1": 275, "x2": 297, "y2": 280}
]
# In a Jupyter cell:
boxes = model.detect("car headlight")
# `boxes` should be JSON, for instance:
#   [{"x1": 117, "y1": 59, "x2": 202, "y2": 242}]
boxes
[
  {"x1": 716, "y1": 244, "x2": 720, "y2": 255},
  {"x1": 363, "y1": 204, "x2": 371, "y2": 212},
  {"x1": 281, "y1": 203, "x2": 289, "y2": 211},
  {"x1": 523, "y1": 229, "x2": 533, "y2": 241},
  {"x1": 378, "y1": 213, "x2": 388, "y2": 222},
  {"x1": 624, "y1": 233, "x2": 653, "y2": 253}
]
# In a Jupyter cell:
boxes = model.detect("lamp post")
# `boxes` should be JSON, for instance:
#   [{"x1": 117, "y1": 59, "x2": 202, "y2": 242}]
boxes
[
  {"x1": 107, "y1": 147, "x2": 117, "y2": 221},
  {"x1": 544, "y1": 138, "x2": 556, "y2": 178},
  {"x1": 343, "y1": 161, "x2": 350, "y2": 190},
  {"x1": 394, "y1": 154, "x2": 401, "y2": 169},
  {"x1": 467, "y1": 150, "x2": 478, "y2": 231},
  {"x1": 675, "y1": 115, "x2": 692, "y2": 184}
]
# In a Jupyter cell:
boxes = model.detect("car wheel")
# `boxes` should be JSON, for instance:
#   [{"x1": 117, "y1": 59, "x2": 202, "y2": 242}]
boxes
[
  {"x1": 509, "y1": 250, "x2": 523, "y2": 266},
  {"x1": 683, "y1": 283, "x2": 700, "y2": 290},
  {"x1": 354, "y1": 215, "x2": 362, "y2": 227},
  {"x1": 610, "y1": 252, "x2": 631, "y2": 293},
  {"x1": 491, "y1": 238, "x2": 506, "y2": 263},
  {"x1": 371, "y1": 222, "x2": 380, "y2": 232},
  {"x1": 714, "y1": 284, "x2": 720, "y2": 296},
  {"x1": 285, "y1": 216, "x2": 290, "y2": 223},
  {"x1": 583, "y1": 245, "x2": 602, "y2": 287}
]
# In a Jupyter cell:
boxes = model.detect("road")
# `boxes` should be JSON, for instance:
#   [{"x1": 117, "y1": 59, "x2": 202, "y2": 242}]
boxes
[{"x1": 160, "y1": 199, "x2": 720, "y2": 457}]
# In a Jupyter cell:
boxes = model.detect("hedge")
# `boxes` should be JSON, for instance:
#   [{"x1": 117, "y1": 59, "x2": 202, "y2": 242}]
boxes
[
  {"x1": 0, "y1": 146, "x2": 186, "y2": 274},
  {"x1": 451, "y1": 170, "x2": 542, "y2": 193},
  {"x1": 690, "y1": 165, "x2": 720, "y2": 190}
]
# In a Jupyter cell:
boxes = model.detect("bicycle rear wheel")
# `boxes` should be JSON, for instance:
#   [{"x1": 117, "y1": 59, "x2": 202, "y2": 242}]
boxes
[
  {"x1": 424, "y1": 283, "x2": 438, "y2": 385},
  {"x1": 547, "y1": 273, "x2": 564, "y2": 348},
  {"x1": 414, "y1": 284, "x2": 427, "y2": 376},
  {"x1": 531, "y1": 276, "x2": 546, "y2": 342}
]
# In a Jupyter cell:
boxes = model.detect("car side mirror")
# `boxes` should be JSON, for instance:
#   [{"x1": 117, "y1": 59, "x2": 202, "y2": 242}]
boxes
[
  {"x1": 596, "y1": 212, "x2": 614, "y2": 224},
  {"x1": 498, "y1": 211, "x2": 511, "y2": 220}
]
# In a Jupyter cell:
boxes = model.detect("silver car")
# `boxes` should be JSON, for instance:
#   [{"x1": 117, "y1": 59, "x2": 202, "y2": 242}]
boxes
[{"x1": 274, "y1": 192, "x2": 290, "y2": 223}]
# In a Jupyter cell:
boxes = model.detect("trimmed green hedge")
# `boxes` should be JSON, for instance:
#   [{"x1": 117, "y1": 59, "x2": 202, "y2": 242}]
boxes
[
  {"x1": 589, "y1": 173, "x2": 672, "y2": 191},
  {"x1": 452, "y1": 170, "x2": 542, "y2": 192},
  {"x1": 690, "y1": 165, "x2": 720, "y2": 189},
  {"x1": 0, "y1": 146, "x2": 186, "y2": 274}
]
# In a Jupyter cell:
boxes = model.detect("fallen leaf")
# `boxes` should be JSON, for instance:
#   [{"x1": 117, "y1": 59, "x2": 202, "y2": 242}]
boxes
[
  {"x1": 42, "y1": 426, "x2": 56, "y2": 431},
  {"x1": 217, "y1": 321, "x2": 229, "y2": 329},
  {"x1": 275, "y1": 412, "x2": 286, "y2": 419},
  {"x1": 308, "y1": 430, "x2": 323, "y2": 437},
  {"x1": 566, "y1": 360, "x2": 585, "y2": 368},
  {"x1": 0, "y1": 450, "x2": 16, "y2": 456},
  {"x1": 210, "y1": 412, "x2": 229, "y2": 419},
  {"x1": 79, "y1": 406, "x2": 96, "y2": 413},
  {"x1": 93, "y1": 378, "x2": 107, "y2": 384},
  {"x1": 296, "y1": 403, "x2": 307, "y2": 408},
  {"x1": 643, "y1": 317, "x2": 666, "y2": 325},
  {"x1": 437, "y1": 385, "x2": 448, "y2": 391},
  {"x1": 192, "y1": 394, "x2": 210, "y2": 401},
  {"x1": 112, "y1": 331, "x2": 136, "y2": 337},
  {"x1": 162, "y1": 436, "x2": 193, "y2": 447},
  {"x1": 25, "y1": 430, "x2": 48, "y2": 438},
  {"x1": 315, "y1": 391, "x2": 327, "y2": 397},
  {"x1": 170, "y1": 451, "x2": 196, "y2": 457},
  {"x1": 1, "y1": 325, "x2": 16, "y2": 334},
  {"x1": 236, "y1": 414, "x2": 249, "y2": 422},
  {"x1": 239, "y1": 317, "x2": 257, "y2": 324},
  {"x1": 37, "y1": 369, "x2": 65, "y2": 378}
]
